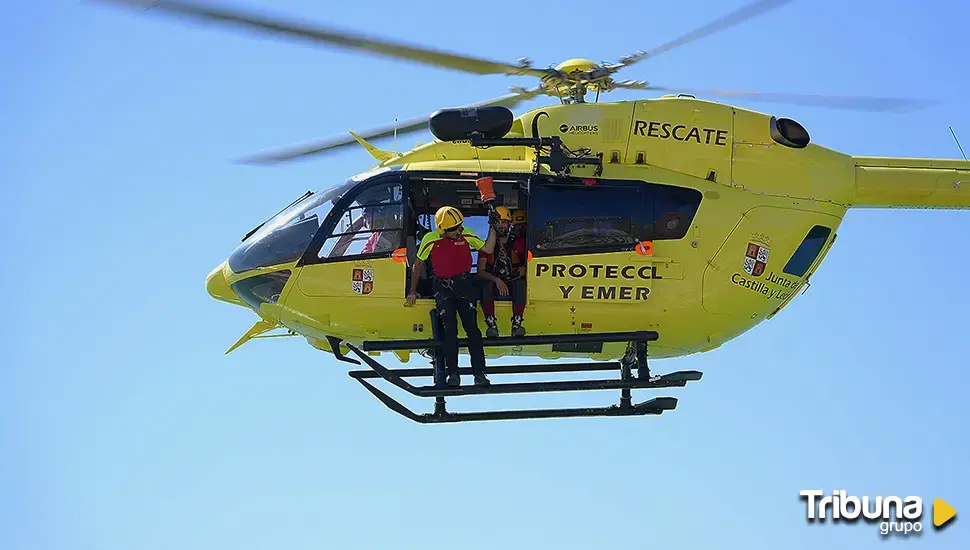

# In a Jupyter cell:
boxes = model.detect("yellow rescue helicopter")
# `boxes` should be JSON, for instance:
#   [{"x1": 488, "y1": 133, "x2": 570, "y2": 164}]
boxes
[{"x1": 93, "y1": 0, "x2": 969, "y2": 423}]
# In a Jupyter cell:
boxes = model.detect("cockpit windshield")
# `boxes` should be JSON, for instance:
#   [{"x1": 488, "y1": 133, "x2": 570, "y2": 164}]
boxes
[{"x1": 228, "y1": 168, "x2": 391, "y2": 274}]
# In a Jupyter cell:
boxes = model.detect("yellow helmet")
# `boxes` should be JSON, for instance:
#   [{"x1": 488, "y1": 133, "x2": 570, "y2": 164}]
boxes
[
  {"x1": 494, "y1": 206, "x2": 513, "y2": 222},
  {"x1": 435, "y1": 205, "x2": 464, "y2": 230},
  {"x1": 512, "y1": 209, "x2": 528, "y2": 224}
]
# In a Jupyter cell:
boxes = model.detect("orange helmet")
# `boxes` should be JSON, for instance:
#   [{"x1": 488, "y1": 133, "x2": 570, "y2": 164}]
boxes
[{"x1": 511, "y1": 209, "x2": 528, "y2": 224}]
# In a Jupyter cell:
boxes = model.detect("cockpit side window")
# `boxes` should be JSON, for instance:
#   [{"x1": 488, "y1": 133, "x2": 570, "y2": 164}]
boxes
[
  {"x1": 227, "y1": 181, "x2": 352, "y2": 274},
  {"x1": 315, "y1": 179, "x2": 406, "y2": 261}
]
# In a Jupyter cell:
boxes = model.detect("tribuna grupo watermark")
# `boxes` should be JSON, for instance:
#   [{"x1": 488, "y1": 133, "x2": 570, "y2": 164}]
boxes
[{"x1": 800, "y1": 490, "x2": 924, "y2": 536}]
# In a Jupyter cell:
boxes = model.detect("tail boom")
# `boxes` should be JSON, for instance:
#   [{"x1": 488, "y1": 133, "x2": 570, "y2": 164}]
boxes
[{"x1": 852, "y1": 156, "x2": 970, "y2": 209}]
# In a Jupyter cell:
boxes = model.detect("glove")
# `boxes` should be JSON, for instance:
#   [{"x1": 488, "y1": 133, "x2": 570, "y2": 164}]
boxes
[{"x1": 488, "y1": 206, "x2": 500, "y2": 226}]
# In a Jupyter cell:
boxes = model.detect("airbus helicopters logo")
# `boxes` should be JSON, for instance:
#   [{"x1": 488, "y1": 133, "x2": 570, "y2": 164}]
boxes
[{"x1": 559, "y1": 123, "x2": 599, "y2": 135}]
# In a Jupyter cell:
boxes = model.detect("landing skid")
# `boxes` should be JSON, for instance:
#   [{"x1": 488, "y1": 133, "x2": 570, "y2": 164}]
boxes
[{"x1": 339, "y1": 311, "x2": 703, "y2": 424}]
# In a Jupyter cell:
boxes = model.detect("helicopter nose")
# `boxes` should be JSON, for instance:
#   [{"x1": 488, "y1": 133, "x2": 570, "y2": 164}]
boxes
[{"x1": 206, "y1": 261, "x2": 238, "y2": 304}]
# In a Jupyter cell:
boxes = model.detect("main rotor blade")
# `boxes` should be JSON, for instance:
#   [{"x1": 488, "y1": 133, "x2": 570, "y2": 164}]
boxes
[
  {"x1": 236, "y1": 89, "x2": 543, "y2": 165},
  {"x1": 619, "y1": 83, "x2": 938, "y2": 112},
  {"x1": 608, "y1": 0, "x2": 794, "y2": 69},
  {"x1": 90, "y1": 0, "x2": 552, "y2": 78},
  {"x1": 236, "y1": 117, "x2": 427, "y2": 165}
]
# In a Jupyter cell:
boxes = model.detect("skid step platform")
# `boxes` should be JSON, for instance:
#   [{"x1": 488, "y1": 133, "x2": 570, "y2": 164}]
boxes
[
  {"x1": 347, "y1": 349, "x2": 702, "y2": 398},
  {"x1": 339, "y1": 311, "x2": 701, "y2": 423}
]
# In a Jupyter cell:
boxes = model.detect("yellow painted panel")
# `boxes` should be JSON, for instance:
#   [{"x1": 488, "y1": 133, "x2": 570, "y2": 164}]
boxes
[
  {"x1": 702, "y1": 206, "x2": 842, "y2": 315},
  {"x1": 625, "y1": 97, "x2": 734, "y2": 185}
]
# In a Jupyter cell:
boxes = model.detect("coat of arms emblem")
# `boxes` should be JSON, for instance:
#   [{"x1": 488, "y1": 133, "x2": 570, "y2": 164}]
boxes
[
  {"x1": 352, "y1": 268, "x2": 374, "y2": 294},
  {"x1": 743, "y1": 242, "x2": 770, "y2": 277}
]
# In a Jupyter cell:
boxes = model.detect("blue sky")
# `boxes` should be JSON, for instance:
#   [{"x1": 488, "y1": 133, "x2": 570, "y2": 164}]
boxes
[{"x1": 3, "y1": 1, "x2": 968, "y2": 549}]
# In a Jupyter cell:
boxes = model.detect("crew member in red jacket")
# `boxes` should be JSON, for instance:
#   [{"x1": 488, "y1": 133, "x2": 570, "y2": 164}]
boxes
[{"x1": 477, "y1": 206, "x2": 528, "y2": 337}]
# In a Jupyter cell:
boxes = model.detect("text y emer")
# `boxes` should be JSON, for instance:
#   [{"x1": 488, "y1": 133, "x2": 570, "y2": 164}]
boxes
[{"x1": 534, "y1": 262, "x2": 661, "y2": 301}]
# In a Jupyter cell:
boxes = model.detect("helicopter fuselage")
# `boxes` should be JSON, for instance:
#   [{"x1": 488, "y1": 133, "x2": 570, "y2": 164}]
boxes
[{"x1": 207, "y1": 96, "x2": 969, "y2": 362}]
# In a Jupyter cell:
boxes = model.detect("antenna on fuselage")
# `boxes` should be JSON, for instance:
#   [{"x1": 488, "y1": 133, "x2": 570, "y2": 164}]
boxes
[{"x1": 949, "y1": 126, "x2": 968, "y2": 161}]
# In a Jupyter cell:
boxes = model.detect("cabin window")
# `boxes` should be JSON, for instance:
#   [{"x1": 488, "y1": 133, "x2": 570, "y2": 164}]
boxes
[
  {"x1": 783, "y1": 225, "x2": 831, "y2": 277},
  {"x1": 530, "y1": 183, "x2": 641, "y2": 255},
  {"x1": 317, "y1": 181, "x2": 406, "y2": 260},
  {"x1": 642, "y1": 185, "x2": 703, "y2": 240},
  {"x1": 529, "y1": 180, "x2": 702, "y2": 256}
]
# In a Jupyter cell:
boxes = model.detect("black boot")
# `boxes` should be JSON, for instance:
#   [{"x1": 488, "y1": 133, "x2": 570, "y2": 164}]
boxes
[
  {"x1": 510, "y1": 315, "x2": 526, "y2": 337},
  {"x1": 484, "y1": 315, "x2": 499, "y2": 338}
]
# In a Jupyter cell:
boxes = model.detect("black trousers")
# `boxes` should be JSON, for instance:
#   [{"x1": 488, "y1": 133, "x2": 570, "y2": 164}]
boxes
[{"x1": 432, "y1": 273, "x2": 487, "y2": 377}]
